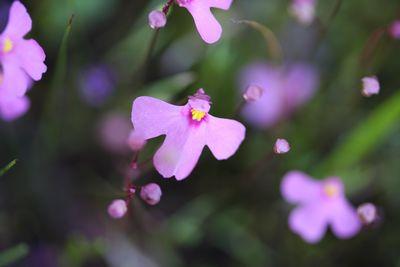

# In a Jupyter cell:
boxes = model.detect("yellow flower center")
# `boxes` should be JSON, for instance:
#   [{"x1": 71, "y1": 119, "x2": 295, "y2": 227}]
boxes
[
  {"x1": 3, "y1": 38, "x2": 13, "y2": 53},
  {"x1": 324, "y1": 184, "x2": 339, "y2": 198},
  {"x1": 191, "y1": 109, "x2": 206, "y2": 121}
]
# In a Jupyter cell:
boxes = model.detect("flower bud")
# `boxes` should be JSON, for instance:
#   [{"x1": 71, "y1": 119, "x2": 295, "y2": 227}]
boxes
[
  {"x1": 389, "y1": 20, "x2": 400, "y2": 39},
  {"x1": 127, "y1": 130, "x2": 147, "y2": 151},
  {"x1": 107, "y1": 199, "x2": 127, "y2": 219},
  {"x1": 361, "y1": 76, "x2": 380, "y2": 97},
  {"x1": 289, "y1": 0, "x2": 316, "y2": 26},
  {"x1": 140, "y1": 183, "x2": 162, "y2": 205},
  {"x1": 357, "y1": 203, "x2": 378, "y2": 225},
  {"x1": 274, "y1": 138, "x2": 291, "y2": 154},
  {"x1": 243, "y1": 85, "x2": 264, "y2": 102},
  {"x1": 148, "y1": 10, "x2": 167, "y2": 29}
]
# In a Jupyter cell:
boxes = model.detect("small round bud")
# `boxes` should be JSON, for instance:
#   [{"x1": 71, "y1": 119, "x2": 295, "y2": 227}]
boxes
[
  {"x1": 243, "y1": 85, "x2": 264, "y2": 102},
  {"x1": 389, "y1": 20, "x2": 400, "y2": 39},
  {"x1": 140, "y1": 183, "x2": 162, "y2": 205},
  {"x1": 127, "y1": 130, "x2": 147, "y2": 151},
  {"x1": 274, "y1": 138, "x2": 291, "y2": 154},
  {"x1": 107, "y1": 199, "x2": 127, "y2": 219},
  {"x1": 148, "y1": 10, "x2": 167, "y2": 29},
  {"x1": 361, "y1": 76, "x2": 380, "y2": 97},
  {"x1": 357, "y1": 203, "x2": 378, "y2": 225}
]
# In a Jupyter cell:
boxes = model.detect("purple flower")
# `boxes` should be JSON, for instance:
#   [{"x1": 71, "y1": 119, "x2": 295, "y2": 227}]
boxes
[
  {"x1": 289, "y1": 0, "x2": 316, "y2": 25},
  {"x1": 131, "y1": 89, "x2": 246, "y2": 180},
  {"x1": 239, "y1": 62, "x2": 319, "y2": 129},
  {"x1": 361, "y1": 76, "x2": 380, "y2": 97},
  {"x1": 281, "y1": 171, "x2": 361, "y2": 243},
  {"x1": 389, "y1": 20, "x2": 400, "y2": 39},
  {"x1": 79, "y1": 65, "x2": 116, "y2": 107},
  {"x1": 0, "y1": 1, "x2": 46, "y2": 97},
  {"x1": 140, "y1": 183, "x2": 162, "y2": 205},
  {"x1": 176, "y1": 0, "x2": 233, "y2": 44}
]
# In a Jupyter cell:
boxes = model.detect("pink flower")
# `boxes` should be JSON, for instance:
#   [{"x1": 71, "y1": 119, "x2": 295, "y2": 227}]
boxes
[
  {"x1": 274, "y1": 138, "x2": 291, "y2": 154},
  {"x1": 281, "y1": 171, "x2": 361, "y2": 243},
  {"x1": 289, "y1": 0, "x2": 316, "y2": 25},
  {"x1": 140, "y1": 183, "x2": 162, "y2": 205},
  {"x1": 0, "y1": 89, "x2": 30, "y2": 121},
  {"x1": 148, "y1": 10, "x2": 167, "y2": 29},
  {"x1": 239, "y1": 62, "x2": 319, "y2": 129},
  {"x1": 389, "y1": 20, "x2": 400, "y2": 39},
  {"x1": 0, "y1": 1, "x2": 46, "y2": 97},
  {"x1": 176, "y1": 0, "x2": 233, "y2": 44},
  {"x1": 131, "y1": 89, "x2": 246, "y2": 180},
  {"x1": 361, "y1": 76, "x2": 380, "y2": 97},
  {"x1": 107, "y1": 199, "x2": 128, "y2": 219}
]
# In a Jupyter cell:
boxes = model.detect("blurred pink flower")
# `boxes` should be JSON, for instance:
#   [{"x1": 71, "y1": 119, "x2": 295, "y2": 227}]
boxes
[
  {"x1": 140, "y1": 183, "x2": 162, "y2": 205},
  {"x1": 108, "y1": 199, "x2": 128, "y2": 219},
  {"x1": 127, "y1": 130, "x2": 147, "y2": 151},
  {"x1": 289, "y1": 0, "x2": 316, "y2": 25},
  {"x1": 274, "y1": 138, "x2": 291, "y2": 154},
  {"x1": 98, "y1": 112, "x2": 132, "y2": 154},
  {"x1": 0, "y1": 1, "x2": 46, "y2": 97},
  {"x1": 239, "y1": 62, "x2": 319, "y2": 129},
  {"x1": 389, "y1": 20, "x2": 400, "y2": 39},
  {"x1": 281, "y1": 171, "x2": 361, "y2": 243},
  {"x1": 176, "y1": 0, "x2": 233, "y2": 44},
  {"x1": 148, "y1": 10, "x2": 167, "y2": 29},
  {"x1": 361, "y1": 76, "x2": 380, "y2": 97},
  {"x1": 131, "y1": 89, "x2": 246, "y2": 180}
]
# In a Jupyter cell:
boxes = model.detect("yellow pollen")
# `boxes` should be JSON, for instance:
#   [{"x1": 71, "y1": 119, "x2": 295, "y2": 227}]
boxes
[
  {"x1": 324, "y1": 184, "x2": 339, "y2": 198},
  {"x1": 3, "y1": 38, "x2": 13, "y2": 53},
  {"x1": 191, "y1": 109, "x2": 206, "y2": 121}
]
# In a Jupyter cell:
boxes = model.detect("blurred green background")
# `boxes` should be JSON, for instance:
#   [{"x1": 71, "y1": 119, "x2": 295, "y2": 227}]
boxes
[{"x1": 1, "y1": 0, "x2": 400, "y2": 266}]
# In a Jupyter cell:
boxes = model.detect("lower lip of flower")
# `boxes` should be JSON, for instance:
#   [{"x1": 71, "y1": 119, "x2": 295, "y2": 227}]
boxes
[
  {"x1": 191, "y1": 109, "x2": 206, "y2": 121},
  {"x1": 3, "y1": 37, "x2": 13, "y2": 53}
]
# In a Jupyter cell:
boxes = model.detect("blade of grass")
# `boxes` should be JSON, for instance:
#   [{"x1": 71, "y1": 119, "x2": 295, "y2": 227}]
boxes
[
  {"x1": 0, "y1": 244, "x2": 29, "y2": 267},
  {"x1": 0, "y1": 159, "x2": 17, "y2": 177}
]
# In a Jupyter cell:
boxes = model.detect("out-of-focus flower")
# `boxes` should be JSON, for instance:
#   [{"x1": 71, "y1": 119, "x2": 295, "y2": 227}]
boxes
[
  {"x1": 148, "y1": 10, "x2": 167, "y2": 29},
  {"x1": 97, "y1": 112, "x2": 132, "y2": 154},
  {"x1": 361, "y1": 76, "x2": 380, "y2": 97},
  {"x1": 0, "y1": 1, "x2": 46, "y2": 97},
  {"x1": 176, "y1": 0, "x2": 233, "y2": 44},
  {"x1": 289, "y1": 0, "x2": 316, "y2": 26},
  {"x1": 131, "y1": 89, "x2": 246, "y2": 180},
  {"x1": 274, "y1": 138, "x2": 291, "y2": 154},
  {"x1": 79, "y1": 64, "x2": 116, "y2": 107},
  {"x1": 108, "y1": 199, "x2": 128, "y2": 219},
  {"x1": 357, "y1": 203, "x2": 378, "y2": 225},
  {"x1": 239, "y1": 62, "x2": 319, "y2": 129},
  {"x1": 127, "y1": 130, "x2": 147, "y2": 151},
  {"x1": 281, "y1": 171, "x2": 361, "y2": 243},
  {"x1": 243, "y1": 84, "x2": 264, "y2": 102},
  {"x1": 389, "y1": 20, "x2": 400, "y2": 39},
  {"x1": 140, "y1": 183, "x2": 162, "y2": 205}
]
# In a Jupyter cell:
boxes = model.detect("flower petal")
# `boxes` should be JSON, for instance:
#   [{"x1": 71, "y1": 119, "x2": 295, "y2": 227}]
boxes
[
  {"x1": 15, "y1": 39, "x2": 47, "y2": 81},
  {"x1": 0, "y1": 93, "x2": 30, "y2": 121},
  {"x1": 207, "y1": 0, "x2": 233, "y2": 10},
  {"x1": 131, "y1": 96, "x2": 182, "y2": 140},
  {"x1": 206, "y1": 115, "x2": 245, "y2": 160},
  {"x1": 153, "y1": 122, "x2": 206, "y2": 180},
  {"x1": 3, "y1": 1, "x2": 32, "y2": 38},
  {"x1": 184, "y1": 2, "x2": 222, "y2": 44},
  {"x1": 329, "y1": 198, "x2": 361, "y2": 239},
  {"x1": 281, "y1": 171, "x2": 321, "y2": 204},
  {"x1": 289, "y1": 203, "x2": 328, "y2": 244},
  {"x1": 2, "y1": 57, "x2": 30, "y2": 97}
]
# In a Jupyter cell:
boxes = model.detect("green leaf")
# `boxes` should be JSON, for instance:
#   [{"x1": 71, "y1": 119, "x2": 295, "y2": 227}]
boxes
[
  {"x1": 0, "y1": 244, "x2": 29, "y2": 267},
  {"x1": 0, "y1": 159, "x2": 17, "y2": 177}
]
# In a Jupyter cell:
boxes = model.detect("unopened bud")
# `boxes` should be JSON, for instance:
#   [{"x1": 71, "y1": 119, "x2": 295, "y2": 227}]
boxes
[
  {"x1": 127, "y1": 130, "x2": 147, "y2": 151},
  {"x1": 361, "y1": 76, "x2": 380, "y2": 97},
  {"x1": 140, "y1": 183, "x2": 162, "y2": 205},
  {"x1": 243, "y1": 85, "x2": 264, "y2": 102},
  {"x1": 274, "y1": 138, "x2": 291, "y2": 154},
  {"x1": 357, "y1": 203, "x2": 378, "y2": 225},
  {"x1": 148, "y1": 10, "x2": 167, "y2": 29},
  {"x1": 107, "y1": 199, "x2": 128, "y2": 219}
]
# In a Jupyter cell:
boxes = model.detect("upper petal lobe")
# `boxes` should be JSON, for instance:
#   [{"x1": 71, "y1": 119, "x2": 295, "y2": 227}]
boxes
[{"x1": 3, "y1": 1, "x2": 32, "y2": 38}]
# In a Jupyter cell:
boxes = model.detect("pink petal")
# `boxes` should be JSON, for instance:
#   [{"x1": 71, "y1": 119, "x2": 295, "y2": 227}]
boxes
[
  {"x1": 184, "y1": 2, "x2": 222, "y2": 44},
  {"x1": 207, "y1": 0, "x2": 233, "y2": 10},
  {"x1": 131, "y1": 96, "x2": 182, "y2": 140},
  {"x1": 3, "y1": 1, "x2": 32, "y2": 38},
  {"x1": 329, "y1": 198, "x2": 361, "y2": 239},
  {"x1": 281, "y1": 171, "x2": 321, "y2": 204},
  {"x1": 206, "y1": 115, "x2": 245, "y2": 160},
  {"x1": 15, "y1": 39, "x2": 47, "y2": 81},
  {"x1": 2, "y1": 57, "x2": 30, "y2": 96},
  {"x1": 289, "y1": 203, "x2": 328, "y2": 244},
  {"x1": 0, "y1": 93, "x2": 30, "y2": 121},
  {"x1": 153, "y1": 122, "x2": 206, "y2": 180}
]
